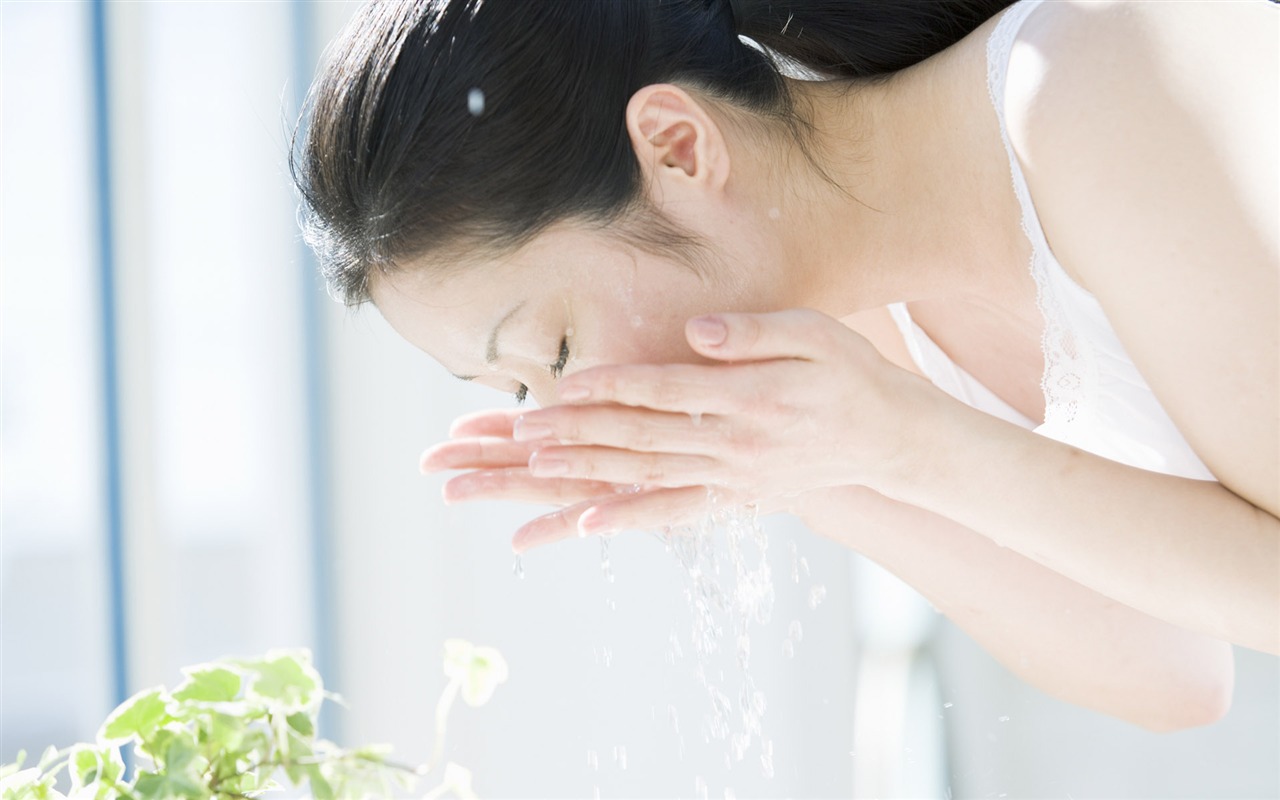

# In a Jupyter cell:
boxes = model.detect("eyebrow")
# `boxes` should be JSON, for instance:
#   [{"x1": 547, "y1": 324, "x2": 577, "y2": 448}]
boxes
[{"x1": 451, "y1": 301, "x2": 526, "y2": 381}]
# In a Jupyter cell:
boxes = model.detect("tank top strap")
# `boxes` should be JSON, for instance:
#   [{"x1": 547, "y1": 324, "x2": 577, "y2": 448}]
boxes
[{"x1": 986, "y1": 0, "x2": 1097, "y2": 428}]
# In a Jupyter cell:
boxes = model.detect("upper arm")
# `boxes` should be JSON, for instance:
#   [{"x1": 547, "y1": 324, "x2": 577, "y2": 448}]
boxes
[{"x1": 1004, "y1": 0, "x2": 1279, "y2": 513}]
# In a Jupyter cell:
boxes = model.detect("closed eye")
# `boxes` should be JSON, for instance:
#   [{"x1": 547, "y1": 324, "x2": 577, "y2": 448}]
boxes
[{"x1": 550, "y1": 336, "x2": 570, "y2": 379}]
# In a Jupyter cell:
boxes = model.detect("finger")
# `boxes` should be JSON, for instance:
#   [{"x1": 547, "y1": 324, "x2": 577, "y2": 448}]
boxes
[
  {"x1": 443, "y1": 468, "x2": 621, "y2": 506},
  {"x1": 685, "y1": 309, "x2": 840, "y2": 362},
  {"x1": 449, "y1": 408, "x2": 524, "y2": 438},
  {"x1": 511, "y1": 486, "x2": 702, "y2": 552},
  {"x1": 511, "y1": 498, "x2": 597, "y2": 553},
  {"x1": 529, "y1": 445, "x2": 719, "y2": 487},
  {"x1": 576, "y1": 485, "x2": 713, "y2": 537},
  {"x1": 556, "y1": 363, "x2": 750, "y2": 414},
  {"x1": 513, "y1": 404, "x2": 724, "y2": 454},
  {"x1": 420, "y1": 437, "x2": 541, "y2": 473}
]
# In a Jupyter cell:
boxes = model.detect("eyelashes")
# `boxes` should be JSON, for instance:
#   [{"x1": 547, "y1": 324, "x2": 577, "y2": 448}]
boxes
[
  {"x1": 550, "y1": 336, "x2": 570, "y2": 379},
  {"x1": 513, "y1": 336, "x2": 570, "y2": 404}
]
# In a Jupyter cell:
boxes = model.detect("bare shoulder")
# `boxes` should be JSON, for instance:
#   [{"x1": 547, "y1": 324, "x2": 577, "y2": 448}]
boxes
[
  {"x1": 1002, "y1": 0, "x2": 1279, "y2": 511},
  {"x1": 840, "y1": 306, "x2": 924, "y2": 378}
]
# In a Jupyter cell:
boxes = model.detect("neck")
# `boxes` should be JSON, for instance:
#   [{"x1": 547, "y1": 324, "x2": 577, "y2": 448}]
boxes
[{"x1": 768, "y1": 44, "x2": 1028, "y2": 320}]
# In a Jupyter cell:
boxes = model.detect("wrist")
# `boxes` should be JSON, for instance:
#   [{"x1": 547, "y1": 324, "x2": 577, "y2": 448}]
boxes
[{"x1": 871, "y1": 380, "x2": 973, "y2": 502}]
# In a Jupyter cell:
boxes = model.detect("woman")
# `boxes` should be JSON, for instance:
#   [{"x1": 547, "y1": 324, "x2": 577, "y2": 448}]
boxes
[{"x1": 293, "y1": 0, "x2": 1278, "y2": 732}]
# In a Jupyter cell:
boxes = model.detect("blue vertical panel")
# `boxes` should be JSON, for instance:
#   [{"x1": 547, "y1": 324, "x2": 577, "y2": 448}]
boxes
[
  {"x1": 290, "y1": 0, "x2": 340, "y2": 740},
  {"x1": 89, "y1": 0, "x2": 130, "y2": 710}
]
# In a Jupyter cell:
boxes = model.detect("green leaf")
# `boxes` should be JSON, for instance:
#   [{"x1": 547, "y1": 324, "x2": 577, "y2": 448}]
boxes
[
  {"x1": 306, "y1": 766, "x2": 334, "y2": 800},
  {"x1": 159, "y1": 735, "x2": 210, "y2": 799},
  {"x1": 0, "y1": 750, "x2": 27, "y2": 780},
  {"x1": 240, "y1": 652, "x2": 319, "y2": 710},
  {"x1": 284, "y1": 712, "x2": 313, "y2": 737},
  {"x1": 172, "y1": 667, "x2": 240, "y2": 704},
  {"x1": 67, "y1": 745, "x2": 125, "y2": 799},
  {"x1": 99, "y1": 688, "x2": 169, "y2": 743},
  {"x1": 443, "y1": 640, "x2": 509, "y2": 707},
  {"x1": 34, "y1": 747, "x2": 58, "y2": 773}
]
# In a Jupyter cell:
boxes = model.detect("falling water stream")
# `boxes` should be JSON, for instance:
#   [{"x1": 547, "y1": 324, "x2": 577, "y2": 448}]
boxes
[{"x1": 512, "y1": 499, "x2": 827, "y2": 797}]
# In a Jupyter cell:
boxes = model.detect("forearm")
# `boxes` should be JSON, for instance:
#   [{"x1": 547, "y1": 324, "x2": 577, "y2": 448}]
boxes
[
  {"x1": 799, "y1": 487, "x2": 1234, "y2": 731},
  {"x1": 882, "y1": 402, "x2": 1280, "y2": 654}
]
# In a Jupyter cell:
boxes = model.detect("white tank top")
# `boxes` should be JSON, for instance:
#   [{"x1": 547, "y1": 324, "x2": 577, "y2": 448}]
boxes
[{"x1": 887, "y1": 0, "x2": 1216, "y2": 482}]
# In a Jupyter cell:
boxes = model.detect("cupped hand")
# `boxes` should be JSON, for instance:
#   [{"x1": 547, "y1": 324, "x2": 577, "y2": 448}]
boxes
[
  {"x1": 508, "y1": 309, "x2": 947, "y2": 533},
  {"x1": 420, "y1": 408, "x2": 729, "y2": 552}
]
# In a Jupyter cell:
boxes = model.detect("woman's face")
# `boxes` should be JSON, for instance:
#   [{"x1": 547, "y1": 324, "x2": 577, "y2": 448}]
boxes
[{"x1": 370, "y1": 224, "x2": 778, "y2": 407}]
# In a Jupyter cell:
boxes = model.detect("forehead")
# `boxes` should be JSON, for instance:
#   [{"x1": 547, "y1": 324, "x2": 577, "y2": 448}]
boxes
[{"x1": 366, "y1": 225, "x2": 624, "y2": 358}]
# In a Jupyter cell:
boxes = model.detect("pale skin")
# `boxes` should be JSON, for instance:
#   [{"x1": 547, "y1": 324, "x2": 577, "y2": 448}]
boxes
[{"x1": 375, "y1": 1, "x2": 1279, "y2": 731}]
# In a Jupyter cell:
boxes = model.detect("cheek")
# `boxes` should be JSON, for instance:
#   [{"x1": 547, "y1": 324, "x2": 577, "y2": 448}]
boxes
[{"x1": 585, "y1": 295, "x2": 713, "y2": 366}]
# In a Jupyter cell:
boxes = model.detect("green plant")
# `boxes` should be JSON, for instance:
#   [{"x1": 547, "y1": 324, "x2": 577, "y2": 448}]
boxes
[{"x1": 1, "y1": 641, "x2": 507, "y2": 800}]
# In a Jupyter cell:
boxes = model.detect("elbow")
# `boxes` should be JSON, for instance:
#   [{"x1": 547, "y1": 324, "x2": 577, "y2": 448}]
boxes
[{"x1": 1137, "y1": 645, "x2": 1235, "y2": 733}]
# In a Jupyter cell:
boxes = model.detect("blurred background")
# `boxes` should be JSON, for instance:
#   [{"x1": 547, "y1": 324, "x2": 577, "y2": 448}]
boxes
[{"x1": 1, "y1": 1, "x2": 1276, "y2": 798}]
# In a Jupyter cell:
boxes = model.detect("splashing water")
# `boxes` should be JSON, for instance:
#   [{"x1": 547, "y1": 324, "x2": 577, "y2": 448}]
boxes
[
  {"x1": 512, "y1": 555, "x2": 525, "y2": 580},
  {"x1": 664, "y1": 502, "x2": 777, "y2": 779},
  {"x1": 807, "y1": 584, "x2": 827, "y2": 610},
  {"x1": 600, "y1": 535, "x2": 615, "y2": 584},
  {"x1": 586, "y1": 749, "x2": 598, "y2": 771}
]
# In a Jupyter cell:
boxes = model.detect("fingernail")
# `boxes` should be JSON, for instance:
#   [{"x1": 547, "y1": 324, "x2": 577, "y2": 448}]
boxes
[
  {"x1": 513, "y1": 420, "x2": 552, "y2": 441},
  {"x1": 559, "y1": 385, "x2": 589, "y2": 402},
  {"x1": 579, "y1": 508, "x2": 611, "y2": 536},
  {"x1": 689, "y1": 316, "x2": 727, "y2": 346},
  {"x1": 530, "y1": 457, "x2": 568, "y2": 477}
]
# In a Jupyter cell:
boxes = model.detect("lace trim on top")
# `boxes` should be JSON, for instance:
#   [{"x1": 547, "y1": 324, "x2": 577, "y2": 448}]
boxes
[{"x1": 985, "y1": 0, "x2": 1097, "y2": 428}]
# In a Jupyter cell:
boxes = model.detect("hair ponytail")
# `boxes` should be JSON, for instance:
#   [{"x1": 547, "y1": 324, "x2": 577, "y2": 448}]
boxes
[
  {"x1": 293, "y1": 0, "x2": 1014, "y2": 305},
  {"x1": 732, "y1": 0, "x2": 1013, "y2": 79}
]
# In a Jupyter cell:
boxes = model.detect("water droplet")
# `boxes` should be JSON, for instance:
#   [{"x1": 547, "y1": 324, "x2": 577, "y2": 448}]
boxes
[
  {"x1": 690, "y1": 411, "x2": 703, "y2": 427},
  {"x1": 767, "y1": 207, "x2": 781, "y2": 220},
  {"x1": 467, "y1": 87, "x2": 485, "y2": 115},
  {"x1": 760, "y1": 738, "x2": 775, "y2": 779},
  {"x1": 617, "y1": 746, "x2": 628, "y2": 770},
  {"x1": 600, "y1": 536, "x2": 615, "y2": 583},
  {"x1": 601, "y1": 646, "x2": 613, "y2": 668},
  {"x1": 668, "y1": 704, "x2": 680, "y2": 734},
  {"x1": 695, "y1": 776, "x2": 708, "y2": 800},
  {"x1": 630, "y1": 314, "x2": 644, "y2": 327},
  {"x1": 998, "y1": 715, "x2": 1010, "y2": 723},
  {"x1": 788, "y1": 620, "x2": 803, "y2": 643},
  {"x1": 807, "y1": 584, "x2": 827, "y2": 610},
  {"x1": 512, "y1": 555, "x2": 525, "y2": 580},
  {"x1": 782, "y1": 640, "x2": 795, "y2": 658},
  {"x1": 943, "y1": 702, "x2": 954, "y2": 709},
  {"x1": 725, "y1": 790, "x2": 736, "y2": 800},
  {"x1": 799, "y1": 556, "x2": 810, "y2": 577},
  {"x1": 586, "y1": 749, "x2": 598, "y2": 770}
]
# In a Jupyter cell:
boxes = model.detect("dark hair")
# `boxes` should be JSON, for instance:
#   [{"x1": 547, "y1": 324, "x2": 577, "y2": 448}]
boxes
[{"x1": 292, "y1": 0, "x2": 1013, "y2": 305}]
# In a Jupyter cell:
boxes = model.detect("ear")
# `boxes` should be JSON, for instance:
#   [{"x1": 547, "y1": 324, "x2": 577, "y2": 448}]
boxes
[{"x1": 625, "y1": 84, "x2": 731, "y2": 197}]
